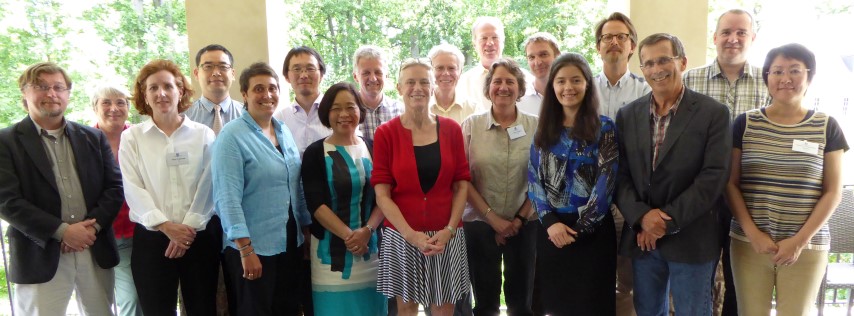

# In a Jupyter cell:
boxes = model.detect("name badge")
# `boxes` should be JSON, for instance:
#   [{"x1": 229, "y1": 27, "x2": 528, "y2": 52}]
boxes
[
  {"x1": 166, "y1": 152, "x2": 190, "y2": 166},
  {"x1": 507, "y1": 125, "x2": 526, "y2": 140},
  {"x1": 792, "y1": 139, "x2": 819, "y2": 155}
]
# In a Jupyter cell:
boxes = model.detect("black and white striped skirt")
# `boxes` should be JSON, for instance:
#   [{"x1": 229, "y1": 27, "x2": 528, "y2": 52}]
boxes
[{"x1": 377, "y1": 227, "x2": 470, "y2": 306}]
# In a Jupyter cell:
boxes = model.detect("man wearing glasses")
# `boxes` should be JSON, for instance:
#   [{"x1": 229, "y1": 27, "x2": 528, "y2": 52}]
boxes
[
  {"x1": 274, "y1": 46, "x2": 331, "y2": 157},
  {"x1": 186, "y1": 43, "x2": 243, "y2": 315},
  {"x1": 0, "y1": 62, "x2": 123, "y2": 315},
  {"x1": 683, "y1": 10, "x2": 769, "y2": 315},
  {"x1": 615, "y1": 34, "x2": 731, "y2": 316},
  {"x1": 592, "y1": 12, "x2": 651, "y2": 316},
  {"x1": 187, "y1": 44, "x2": 243, "y2": 134}
]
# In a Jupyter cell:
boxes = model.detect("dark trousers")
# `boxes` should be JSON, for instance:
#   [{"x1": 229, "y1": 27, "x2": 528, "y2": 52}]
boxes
[
  {"x1": 132, "y1": 224, "x2": 218, "y2": 316},
  {"x1": 537, "y1": 213, "x2": 616, "y2": 316},
  {"x1": 716, "y1": 210, "x2": 738, "y2": 316},
  {"x1": 223, "y1": 246, "x2": 303, "y2": 316},
  {"x1": 205, "y1": 215, "x2": 237, "y2": 315},
  {"x1": 464, "y1": 220, "x2": 536, "y2": 316}
]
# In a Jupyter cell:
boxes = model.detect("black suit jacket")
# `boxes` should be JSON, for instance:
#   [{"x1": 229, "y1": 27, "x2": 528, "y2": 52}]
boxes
[
  {"x1": 615, "y1": 88, "x2": 731, "y2": 263},
  {"x1": 0, "y1": 116, "x2": 122, "y2": 284}
]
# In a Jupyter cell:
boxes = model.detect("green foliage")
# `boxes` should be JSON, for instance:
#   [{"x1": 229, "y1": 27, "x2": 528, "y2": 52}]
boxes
[{"x1": 288, "y1": 0, "x2": 606, "y2": 98}]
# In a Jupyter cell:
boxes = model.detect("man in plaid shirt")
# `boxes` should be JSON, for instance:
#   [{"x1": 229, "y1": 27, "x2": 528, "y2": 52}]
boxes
[
  {"x1": 683, "y1": 9, "x2": 769, "y2": 316},
  {"x1": 352, "y1": 45, "x2": 403, "y2": 142}
]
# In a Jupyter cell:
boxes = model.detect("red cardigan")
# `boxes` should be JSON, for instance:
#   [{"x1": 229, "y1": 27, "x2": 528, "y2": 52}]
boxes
[{"x1": 371, "y1": 116, "x2": 471, "y2": 231}]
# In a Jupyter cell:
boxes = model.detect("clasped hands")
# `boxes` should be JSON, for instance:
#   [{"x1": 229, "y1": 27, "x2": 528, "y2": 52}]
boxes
[
  {"x1": 745, "y1": 229, "x2": 805, "y2": 267},
  {"x1": 345, "y1": 227, "x2": 371, "y2": 256},
  {"x1": 60, "y1": 218, "x2": 98, "y2": 253},
  {"x1": 488, "y1": 215, "x2": 522, "y2": 246},
  {"x1": 157, "y1": 221, "x2": 196, "y2": 259},
  {"x1": 404, "y1": 229, "x2": 451, "y2": 256},
  {"x1": 637, "y1": 209, "x2": 672, "y2": 251}
]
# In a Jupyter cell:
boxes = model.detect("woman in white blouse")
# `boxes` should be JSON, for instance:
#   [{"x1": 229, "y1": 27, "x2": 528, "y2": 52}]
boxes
[{"x1": 119, "y1": 59, "x2": 217, "y2": 315}]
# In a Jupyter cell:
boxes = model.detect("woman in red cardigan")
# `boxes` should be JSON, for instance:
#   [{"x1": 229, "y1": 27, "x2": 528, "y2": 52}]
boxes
[{"x1": 371, "y1": 58, "x2": 471, "y2": 316}]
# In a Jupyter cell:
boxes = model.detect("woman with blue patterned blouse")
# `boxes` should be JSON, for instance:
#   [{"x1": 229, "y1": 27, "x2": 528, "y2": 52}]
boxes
[
  {"x1": 301, "y1": 83, "x2": 387, "y2": 316},
  {"x1": 527, "y1": 53, "x2": 618, "y2": 315}
]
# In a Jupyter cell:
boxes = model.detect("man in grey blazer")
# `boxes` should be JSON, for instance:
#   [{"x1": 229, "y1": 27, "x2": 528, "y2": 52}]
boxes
[
  {"x1": 0, "y1": 62, "x2": 123, "y2": 315},
  {"x1": 615, "y1": 34, "x2": 731, "y2": 316}
]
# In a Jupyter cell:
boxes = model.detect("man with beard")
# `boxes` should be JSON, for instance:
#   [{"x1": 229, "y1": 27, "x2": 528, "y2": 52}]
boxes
[
  {"x1": 0, "y1": 62, "x2": 123, "y2": 315},
  {"x1": 683, "y1": 9, "x2": 769, "y2": 316},
  {"x1": 592, "y1": 12, "x2": 650, "y2": 316},
  {"x1": 518, "y1": 32, "x2": 560, "y2": 116}
]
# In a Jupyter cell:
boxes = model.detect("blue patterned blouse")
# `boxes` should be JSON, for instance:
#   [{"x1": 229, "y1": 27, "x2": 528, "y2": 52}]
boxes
[{"x1": 527, "y1": 115, "x2": 618, "y2": 237}]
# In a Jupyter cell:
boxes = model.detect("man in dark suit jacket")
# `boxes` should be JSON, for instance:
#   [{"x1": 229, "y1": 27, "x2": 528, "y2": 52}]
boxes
[
  {"x1": 615, "y1": 34, "x2": 731, "y2": 316},
  {"x1": 0, "y1": 62, "x2": 123, "y2": 315}
]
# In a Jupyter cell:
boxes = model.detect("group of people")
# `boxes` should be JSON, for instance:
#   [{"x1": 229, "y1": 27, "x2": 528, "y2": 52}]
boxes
[{"x1": 0, "y1": 8, "x2": 847, "y2": 316}]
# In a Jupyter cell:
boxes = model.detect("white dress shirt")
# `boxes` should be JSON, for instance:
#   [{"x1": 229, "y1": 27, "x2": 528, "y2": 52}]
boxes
[
  {"x1": 273, "y1": 95, "x2": 331, "y2": 157},
  {"x1": 119, "y1": 116, "x2": 215, "y2": 231},
  {"x1": 594, "y1": 71, "x2": 651, "y2": 119}
]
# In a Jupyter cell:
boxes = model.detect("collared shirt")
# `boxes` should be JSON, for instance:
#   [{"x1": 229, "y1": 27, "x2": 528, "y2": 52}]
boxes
[
  {"x1": 185, "y1": 96, "x2": 244, "y2": 130},
  {"x1": 212, "y1": 112, "x2": 310, "y2": 255},
  {"x1": 429, "y1": 93, "x2": 476, "y2": 124},
  {"x1": 683, "y1": 59, "x2": 769, "y2": 120},
  {"x1": 360, "y1": 96, "x2": 403, "y2": 142},
  {"x1": 649, "y1": 87, "x2": 686, "y2": 169},
  {"x1": 33, "y1": 121, "x2": 88, "y2": 240},
  {"x1": 517, "y1": 89, "x2": 543, "y2": 116},
  {"x1": 457, "y1": 64, "x2": 537, "y2": 113},
  {"x1": 119, "y1": 117, "x2": 215, "y2": 231},
  {"x1": 273, "y1": 95, "x2": 331, "y2": 157},
  {"x1": 595, "y1": 71, "x2": 651, "y2": 119},
  {"x1": 461, "y1": 110, "x2": 539, "y2": 222}
]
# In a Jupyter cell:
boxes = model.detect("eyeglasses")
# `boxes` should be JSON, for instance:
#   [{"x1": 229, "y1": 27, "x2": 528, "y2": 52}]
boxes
[
  {"x1": 640, "y1": 56, "x2": 681, "y2": 69},
  {"x1": 289, "y1": 66, "x2": 319, "y2": 74},
  {"x1": 767, "y1": 68, "x2": 810, "y2": 78},
  {"x1": 600, "y1": 33, "x2": 630, "y2": 44},
  {"x1": 29, "y1": 84, "x2": 70, "y2": 93},
  {"x1": 200, "y1": 64, "x2": 232, "y2": 72}
]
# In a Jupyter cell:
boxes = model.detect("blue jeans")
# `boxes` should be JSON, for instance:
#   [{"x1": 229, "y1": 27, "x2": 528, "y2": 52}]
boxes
[
  {"x1": 632, "y1": 250, "x2": 715, "y2": 316},
  {"x1": 114, "y1": 236, "x2": 143, "y2": 316}
]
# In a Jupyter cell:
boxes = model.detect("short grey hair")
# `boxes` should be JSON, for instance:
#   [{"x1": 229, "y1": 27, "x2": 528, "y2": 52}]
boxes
[
  {"x1": 352, "y1": 45, "x2": 388, "y2": 75},
  {"x1": 471, "y1": 16, "x2": 505, "y2": 42},
  {"x1": 90, "y1": 84, "x2": 131, "y2": 109},
  {"x1": 427, "y1": 43, "x2": 465, "y2": 73},
  {"x1": 522, "y1": 32, "x2": 561, "y2": 55},
  {"x1": 716, "y1": 9, "x2": 756, "y2": 33}
]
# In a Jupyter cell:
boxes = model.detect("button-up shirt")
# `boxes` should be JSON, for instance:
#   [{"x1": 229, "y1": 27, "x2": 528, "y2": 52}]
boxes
[
  {"x1": 429, "y1": 94, "x2": 477, "y2": 124},
  {"x1": 273, "y1": 95, "x2": 331, "y2": 157},
  {"x1": 517, "y1": 89, "x2": 543, "y2": 116},
  {"x1": 33, "y1": 121, "x2": 89, "y2": 240},
  {"x1": 461, "y1": 110, "x2": 539, "y2": 222},
  {"x1": 212, "y1": 112, "x2": 310, "y2": 255},
  {"x1": 185, "y1": 96, "x2": 243, "y2": 130},
  {"x1": 595, "y1": 71, "x2": 651, "y2": 119},
  {"x1": 649, "y1": 88, "x2": 686, "y2": 170},
  {"x1": 119, "y1": 117, "x2": 215, "y2": 231},
  {"x1": 683, "y1": 59, "x2": 769, "y2": 120},
  {"x1": 360, "y1": 96, "x2": 403, "y2": 142}
]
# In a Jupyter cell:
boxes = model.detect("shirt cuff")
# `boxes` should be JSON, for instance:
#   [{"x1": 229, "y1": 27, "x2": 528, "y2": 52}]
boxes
[
  {"x1": 225, "y1": 224, "x2": 250, "y2": 242},
  {"x1": 539, "y1": 212, "x2": 560, "y2": 230},
  {"x1": 182, "y1": 213, "x2": 209, "y2": 231},
  {"x1": 93, "y1": 223, "x2": 102, "y2": 234},
  {"x1": 139, "y1": 210, "x2": 169, "y2": 231},
  {"x1": 53, "y1": 223, "x2": 70, "y2": 241}
]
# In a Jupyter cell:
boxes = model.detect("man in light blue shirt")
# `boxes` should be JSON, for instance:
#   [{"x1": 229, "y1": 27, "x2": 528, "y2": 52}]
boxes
[
  {"x1": 186, "y1": 44, "x2": 243, "y2": 134},
  {"x1": 592, "y1": 12, "x2": 650, "y2": 316}
]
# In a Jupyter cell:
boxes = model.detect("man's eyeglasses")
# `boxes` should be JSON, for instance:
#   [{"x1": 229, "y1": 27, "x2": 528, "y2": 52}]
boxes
[
  {"x1": 29, "y1": 84, "x2": 70, "y2": 93},
  {"x1": 600, "y1": 33, "x2": 630, "y2": 44},
  {"x1": 200, "y1": 64, "x2": 232, "y2": 72},
  {"x1": 289, "y1": 66, "x2": 319, "y2": 74},
  {"x1": 640, "y1": 56, "x2": 681, "y2": 69}
]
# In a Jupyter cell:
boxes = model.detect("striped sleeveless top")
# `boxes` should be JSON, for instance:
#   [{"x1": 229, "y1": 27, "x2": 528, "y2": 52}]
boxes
[{"x1": 730, "y1": 109, "x2": 830, "y2": 250}]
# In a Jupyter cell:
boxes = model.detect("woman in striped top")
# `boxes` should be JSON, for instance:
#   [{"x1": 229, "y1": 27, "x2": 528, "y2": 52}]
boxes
[{"x1": 725, "y1": 43, "x2": 848, "y2": 316}]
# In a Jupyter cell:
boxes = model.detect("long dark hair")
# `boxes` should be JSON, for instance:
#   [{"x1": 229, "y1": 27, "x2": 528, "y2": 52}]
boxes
[{"x1": 534, "y1": 53, "x2": 601, "y2": 149}]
